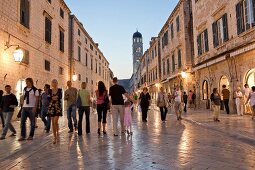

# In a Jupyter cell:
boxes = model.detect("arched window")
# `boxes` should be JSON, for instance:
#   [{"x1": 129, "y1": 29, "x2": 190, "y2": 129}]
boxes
[{"x1": 202, "y1": 80, "x2": 209, "y2": 100}]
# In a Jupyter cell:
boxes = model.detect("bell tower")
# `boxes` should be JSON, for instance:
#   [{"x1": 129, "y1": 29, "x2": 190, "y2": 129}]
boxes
[{"x1": 132, "y1": 31, "x2": 143, "y2": 74}]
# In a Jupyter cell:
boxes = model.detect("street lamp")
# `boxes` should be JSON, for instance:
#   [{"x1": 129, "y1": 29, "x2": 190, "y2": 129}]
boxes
[
  {"x1": 181, "y1": 71, "x2": 187, "y2": 79},
  {"x1": 72, "y1": 74, "x2": 78, "y2": 81},
  {"x1": 13, "y1": 48, "x2": 24, "y2": 62}
]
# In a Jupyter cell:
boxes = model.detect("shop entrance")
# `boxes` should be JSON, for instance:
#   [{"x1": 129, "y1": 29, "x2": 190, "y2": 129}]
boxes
[{"x1": 245, "y1": 69, "x2": 255, "y2": 87}]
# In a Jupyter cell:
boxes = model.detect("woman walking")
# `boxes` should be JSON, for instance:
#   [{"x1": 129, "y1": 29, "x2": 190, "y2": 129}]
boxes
[
  {"x1": 246, "y1": 86, "x2": 255, "y2": 119},
  {"x1": 95, "y1": 81, "x2": 108, "y2": 135},
  {"x1": 235, "y1": 87, "x2": 244, "y2": 116},
  {"x1": 157, "y1": 87, "x2": 168, "y2": 122},
  {"x1": 139, "y1": 87, "x2": 151, "y2": 122},
  {"x1": 210, "y1": 88, "x2": 221, "y2": 122},
  {"x1": 48, "y1": 79, "x2": 62, "y2": 144}
]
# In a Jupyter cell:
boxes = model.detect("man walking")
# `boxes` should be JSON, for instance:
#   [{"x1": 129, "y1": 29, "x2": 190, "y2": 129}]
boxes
[
  {"x1": 109, "y1": 77, "x2": 132, "y2": 136},
  {"x1": 222, "y1": 85, "x2": 230, "y2": 114},
  {"x1": 0, "y1": 85, "x2": 18, "y2": 140},
  {"x1": 40, "y1": 84, "x2": 51, "y2": 133},
  {"x1": 18, "y1": 78, "x2": 39, "y2": 141},
  {"x1": 157, "y1": 87, "x2": 168, "y2": 122},
  {"x1": 64, "y1": 81, "x2": 78, "y2": 133},
  {"x1": 77, "y1": 82, "x2": 91, "y2": 136}
]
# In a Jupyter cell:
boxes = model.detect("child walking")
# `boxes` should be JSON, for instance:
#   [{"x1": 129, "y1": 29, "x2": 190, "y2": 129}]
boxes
[{"x1": 124, "y1": 101, "x2": 132, "y2": 135}]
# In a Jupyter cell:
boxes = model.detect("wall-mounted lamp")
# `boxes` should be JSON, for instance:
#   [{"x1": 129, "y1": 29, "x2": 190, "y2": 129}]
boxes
[
  {"x1": 5, "y1": 40, "x2": 24, "y2": 62},
  {"x1": 72, "y1": 74, "x2": 78, "y2": 82}
]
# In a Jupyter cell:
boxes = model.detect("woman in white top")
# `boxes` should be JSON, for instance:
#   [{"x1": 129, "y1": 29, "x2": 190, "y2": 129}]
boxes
[
  {"x1": 244, "y1": 84, "x2": 251, "y2": 114},
  {"x1": 173, "y1": 86, "x2": 182, "y2": 120},
  {"x1": 235, "y1": 87, "x2": 244, "y2": 116},
  {"x1": 246, "y1": 86, "x2": 255, "y2": 119}
]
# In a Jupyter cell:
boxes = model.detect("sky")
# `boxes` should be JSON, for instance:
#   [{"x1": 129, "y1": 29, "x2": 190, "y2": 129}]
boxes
[{"x1": 65, "y1": 0, "x2": 179, "y2": 79}]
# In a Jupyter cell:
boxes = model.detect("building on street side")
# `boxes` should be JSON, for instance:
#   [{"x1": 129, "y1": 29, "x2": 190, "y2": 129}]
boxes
[{"x1": 192, "y1": 0, "x2": 255, "y2": 112}]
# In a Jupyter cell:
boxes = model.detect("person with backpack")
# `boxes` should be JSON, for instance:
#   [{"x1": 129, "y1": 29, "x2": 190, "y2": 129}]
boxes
[
  {"x1": 0, "y1": 90, "x2": 5, "y2": 129},
  {"x1": 40, "y1": 84, "x2": 51, "y2": 133},
  {"x1": 18, "y1": 78, "x2": 39, "y2": 141},
  {"x1": 77, "y1": 82, "x2": 91, "y2": 136},
  {"x1": 64, "y1": 81, "x2": 78, "y2": 133},
  {"x1": 157, "y1": 87, "x2": 168, "y2": 122},
  {"x1": 139, "y1": 87, "x2": 151, "y2": 122},
  {"x1": 0, "y1": 85, "x2": 18, "y2": 140},
  {"x1": 211, "y1": 88, "x2": 221, "y2": 122},
  {"x1": 95, "y1": 81, "x2": 109, "y2": 135}
]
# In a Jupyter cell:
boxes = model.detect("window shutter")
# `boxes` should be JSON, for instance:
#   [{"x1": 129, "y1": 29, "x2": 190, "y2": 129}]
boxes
[
  {"x1": 178, "y1": 50, "x2": 182, "y2": 68},
  {"x1": 197, "y1": 34, "x2": 202, "y2": 56},
  {"x1": 222, "y1": 13, "x2": 229, "y2": 41},
  {"x1": 253, "y1": 0, "x2": 255, "y2": 27},
  {"x1": 212, "y1": 22, "x2": 219, "y2": 47},
  {"x1": 45, "y1": 18, "x2": 52, "y2": 43},
  {"x1": 24, "y1": 0, "x2": 29, "y2": 27},
  {"x1": 244, "y1": 0, "x2": 251, "y2": 30},
  {"x1": 204, "y1": 29, "x2": 209, "y2": 52},
  {"x1": 236, "y1": 3, "x2": 243, "y2": 34}
]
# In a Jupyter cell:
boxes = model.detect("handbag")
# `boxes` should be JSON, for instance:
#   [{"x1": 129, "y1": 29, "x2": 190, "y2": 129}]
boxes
[{"x1": 104, "y1": 94, "x2": 110, "y2": 110}]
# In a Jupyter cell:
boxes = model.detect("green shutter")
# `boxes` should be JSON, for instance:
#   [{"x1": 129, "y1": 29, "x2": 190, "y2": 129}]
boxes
[
  {"x1": 204, "y1": 29, "x2": 209, "y2": 52},
  {"x1": 222, "y1": 13, "x2": 229, "y2": 41},
  {"x1": 212, "y1": 22, "x2": 219, "y2": 47}
]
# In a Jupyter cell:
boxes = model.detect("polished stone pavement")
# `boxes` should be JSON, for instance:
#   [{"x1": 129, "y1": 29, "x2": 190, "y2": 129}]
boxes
[{"x1": 0, "y1": 107, "x2": 255, "y2": 170}]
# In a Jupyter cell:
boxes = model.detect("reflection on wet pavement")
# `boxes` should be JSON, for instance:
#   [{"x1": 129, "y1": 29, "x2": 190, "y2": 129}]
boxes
[{"x1": 0, "y1": 108, "x2": 255, "y2": 169}]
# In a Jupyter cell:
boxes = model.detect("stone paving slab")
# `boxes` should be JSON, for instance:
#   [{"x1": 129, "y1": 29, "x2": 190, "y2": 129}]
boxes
[{"x1": 0, "y1": 108, "x2": 255, "y2": 169}]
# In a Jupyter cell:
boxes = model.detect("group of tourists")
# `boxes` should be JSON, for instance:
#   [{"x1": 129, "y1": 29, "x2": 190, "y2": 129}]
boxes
[
  {"x1": 0, "y1": 77, "x2": 137, "y2": 144},
  {"x1": 210, "y1": 84, "x2": 255, "y2": 121},
  {"x1": 0, "y1": 77, "x2": 255, "y2": 143}
]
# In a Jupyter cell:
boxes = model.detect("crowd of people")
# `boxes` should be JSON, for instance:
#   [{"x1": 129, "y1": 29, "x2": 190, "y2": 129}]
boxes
[{"x1": 0, "y1": 77, "x2": 254, "y2": 144}]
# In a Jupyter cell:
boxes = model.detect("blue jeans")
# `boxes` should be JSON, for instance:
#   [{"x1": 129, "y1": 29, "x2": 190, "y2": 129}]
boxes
[
  {"x1": 67, "y1": 104, "x2": 77, "y2": 131},
  {"x1": 78, "y1": 106, "x2": 90, "y2": 135},
  {"x1": 20, "y1": 107, "x2": 36, "y2": 138},
  {"x1": 40, "y1": 105, "x2": 51, "y2": 131},
  {"x1": 2, "y1": 112, "x2": 16, "y2": 137}
]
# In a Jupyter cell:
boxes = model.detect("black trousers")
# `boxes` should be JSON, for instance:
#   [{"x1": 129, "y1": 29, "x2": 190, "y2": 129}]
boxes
[
  {"x1": 97, "y1": 104, "x2": 107, "y2": 123},
  {"x1": 223, "y1": 99, "x2": 230, "y2": 114},
  {"x1": 159, "y1": 106, "x2": 168, "y2": 121},
  {"x1": 184, "y1": 102, "x2": 187, "y2": 112},
  {"x1": 141, "y1": 106, "x2": 149, "y2": 121},
  {"x1": 0, "y1": 112, "x2": 4, "y2": 128},
  {"x1": 78, "y1": 106, "x2": 90, "y2": 135}
]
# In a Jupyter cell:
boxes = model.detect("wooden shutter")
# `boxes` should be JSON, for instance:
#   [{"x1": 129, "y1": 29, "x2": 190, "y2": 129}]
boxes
[
  {"x1": 197, "y1": 34, "x2": 202, "y2": 56},
  {"x1": 245, "y1": 0, "x2": 251, "y2": 30},
  {"x1": 204, "y1": 29, "x2": 209, "y2": 52},
  {"x1": 45, "y1": 17, "x2": 52, "y2": 43},
  {"x1": 222, "y1": 13, "x2": 229, "y2": 41},
  {"x1": 178, "y1": 50, "x2": 182, "y2": 68},
  {"x1": 24, "y1": 0, "x2": 29, "y2": 28},
  {"x1": 212, "y1": 22, "x2": 219, "y2": 47}
]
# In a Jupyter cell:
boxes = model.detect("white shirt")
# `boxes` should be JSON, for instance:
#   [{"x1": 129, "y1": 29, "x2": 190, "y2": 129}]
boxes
[
  {"x1": 174, "y1": 90, "x2": 182, "y2": 103},
  {"x1": 235, "y1": 91, "x2": 243, "y2": 103},
  {"x1": 249, "y1": 92, "x2": 255, "y2": 106},
  {"x1": 23, "y1": 88, "x2": 39, "y2": 108}
]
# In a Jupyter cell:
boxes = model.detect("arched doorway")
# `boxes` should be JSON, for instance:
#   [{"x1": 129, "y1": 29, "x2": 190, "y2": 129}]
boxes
[
  {"x1": 219, "y1": 75, "x2": 230, "y2": 94},
  {"x1": 202, "y1": 80, "x2": 209, "y2": 100},
  {"x1": 15, "y1": 79, "x2": 26, "y2": 104},
  {"x1": 245, "y1": 69, "x2": 255, "y2": 87}
]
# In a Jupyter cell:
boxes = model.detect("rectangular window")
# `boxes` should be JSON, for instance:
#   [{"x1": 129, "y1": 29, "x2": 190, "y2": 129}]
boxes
[
  {"x1": 60, "y1": 8, "x2": 64, "y2": 18},
  {"x1": 172, "y1": 55, "x2": 175, "y2": 72},
  {"x1": 167, "y1": 58, "x2": 170, "y2": 75},
  {"x1": 96, "y1": 61, "x2": 98, "y2": 73},
  {"x1": 59, "y1": 67, "x2": 63, "y2": 75},
  {"x1": 78, "y1": 46, "x2": 81, "y2": 61},
  {"x1": 162, "y1": 60, "x2": 166, "y2": 76},
  {"x1": 86, "y1": 77, "x2": 88, "y2": 83},
  {"x1": 197, "y1": 29, "x2": 209, "y2": 56},
  {"x1": 99, "y1": 63, "x2": 101, "y2": 76},
  {"x1": 178, "y1": 49, "x2": 182, "y2": 68},
  {"x1": 45, "y1": 17, "x2": 52, "y2": 44},
  {"x1": 212, "y1": 13, "x2": 229, "y2": 48},
  {"x1": 90, "y1": 44, "x2": 93, "y2": 51},
  {"x1": 171, "y1": 23, "x2": 174, "y2": 38},
  {"x1": 91, "y1": 58, "x2": 93, "y2": 70},
  {"x1": 78, "y1": 29, "x2": 80, "y2": 36},
  {"x1": 59, "y1": 30, "x2": 64, "y2": 52},
  {"x1": 176, "y1": 16, "x2": 180, "y2": 32},
  {"x1": 45, "y1": 60, "x2": 50, "y2": 71},
  {"x1": 85, "y1": 38, "x2": 87, "y2": 44},
  {"x1": 162, "y1": 31, "x2": 169, "y2": 49},
  {"x1": 78, "y1": 74, "x2": 81, "y2": 81},
  {"x1": 85, "y1": 53, "x2": 88, "y2": 66},
  {"x1": 236, "y1": 0, "x2": 255, "y2": 35},
  {"x1": 20, "y1": 0, "x2": 30, "y2": 28}
]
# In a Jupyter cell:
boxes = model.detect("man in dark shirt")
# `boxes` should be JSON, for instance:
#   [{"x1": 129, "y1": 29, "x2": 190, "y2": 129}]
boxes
[
  {"x1": 222, "y1": 85, "x2": 230, "y2": 114},
  {"x1": 40, "y1": 84, "x2": 51, "y2": 133},
  {"x1": 0, "y1": 85, "x2": 18, "y2": 140},
  {"x1": 109, "y1": 77, "x2": 132, "y2": 136}
]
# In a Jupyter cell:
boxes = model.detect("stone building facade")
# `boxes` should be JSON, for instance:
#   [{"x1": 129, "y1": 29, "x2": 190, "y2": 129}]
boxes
[
  {"x1": 0, "y1": 0, "x2": 111, "y2": 112},
  {"x1": 0, "y1": 0, "x2": 71, "y2": 103},
  {"x1": 192, "y1": 0, "x2": 255, "y2": 111},
  {"x1": 69, "y1": 15, "x2": 110, "y2": 93}
]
